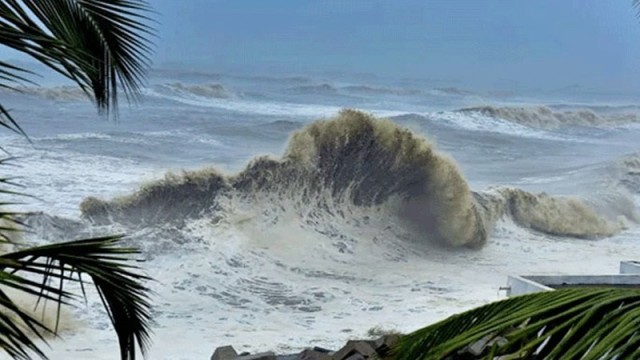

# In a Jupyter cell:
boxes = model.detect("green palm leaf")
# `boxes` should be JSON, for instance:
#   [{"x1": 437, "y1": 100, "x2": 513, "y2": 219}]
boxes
[
  {"x1": 0, "y1": 236, "x2": 153, "y2": 360},
  {"x1": 0, "y1": 165, "x2": 153, "y2": 359},
  {"x1": 0, "y1": 0, "x2": 153, "y2": 114},
  {"x1": 392, "y1": 288, "x2": 640, "y2": 360},
  {"x1": 0, "y1": 1, "x2": 155, "y2": 359}
]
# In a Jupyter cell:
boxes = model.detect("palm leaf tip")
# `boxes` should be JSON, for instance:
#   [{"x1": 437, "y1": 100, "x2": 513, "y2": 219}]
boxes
[
  {"x1": 392, "y1": 288, "x2": 640, "y2": 360},
  {"x1": 1, "y1": 236, "x2": 154, "y2": 360},
  {"x1": 1, "y1": 0, "x2": 155, "y2": 115}
]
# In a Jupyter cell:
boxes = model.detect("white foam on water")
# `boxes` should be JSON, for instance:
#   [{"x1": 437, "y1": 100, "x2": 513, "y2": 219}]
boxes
[
  {"x1": 143, "y1": 88, "x2": 407, "y2": 119},
  {"x1": 37, "y1": 215, "x2": 640, "y2": 360},
  {"x1": 3, "y1": 87, "x2": 640, "y2": 360},
  {"x1": 1, "y1": 140, "x2": 162, "y2": 218},
  {"x1": 430, "y1": 111, "x2": 577, "y2": 141}
]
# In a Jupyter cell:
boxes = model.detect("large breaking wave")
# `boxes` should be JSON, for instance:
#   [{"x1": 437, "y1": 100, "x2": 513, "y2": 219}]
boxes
[{"x1": 80, "y1": 110, "x2": 637, "y2": 249}]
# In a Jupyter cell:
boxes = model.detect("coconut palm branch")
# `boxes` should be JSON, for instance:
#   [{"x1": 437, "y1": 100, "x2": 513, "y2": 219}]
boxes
[
  {"x1": 0, "y1": 0, "x2": 154, "y2": 135},
  {"x1": 0, "y1": 0, "x2": 154, "y2": 359},
  {"x1": 0, "y1": 168, "x2": 154, "y2": 360},
  {"x1": 0, "y1": 236, "x2": 153, "y2": 360},
  {"x1": 391, "y1": 288, "x2": 640, "y2": 360}
]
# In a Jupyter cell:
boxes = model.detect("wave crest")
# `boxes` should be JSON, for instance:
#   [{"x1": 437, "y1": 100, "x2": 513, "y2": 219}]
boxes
[
  {"x1": 161, "y1": 82, "x2": 233, "y2": 99},
  {"x1": 80, "y1": 110, "x2": 633, "y2": 249},
  {"x1": 6, "y1": 85, "x2": 88, "y2": 101},
  {"x1": 286, "y1": 84, "x2": 338, "y2": 95},
  {"x1": 606, "y1": 153, "x2": 640, "y2": 194},
  {"x1": 458, "y1": 105, "x2": 640, "y2": 129},
  {"x1": 82, "y1": 110, "x2": 487, "y2": 248},
  {"x1": 475, "y1": 188, "x2": 631, "y2": 238},
  {"x1": 341, "y1": 85, "x2": 420, "y2": 96}
]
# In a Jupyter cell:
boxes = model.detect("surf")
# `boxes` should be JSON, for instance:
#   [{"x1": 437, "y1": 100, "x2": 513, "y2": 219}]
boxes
[{"x1": 79, "y1": 110, "x2": 637, "y2": 250}]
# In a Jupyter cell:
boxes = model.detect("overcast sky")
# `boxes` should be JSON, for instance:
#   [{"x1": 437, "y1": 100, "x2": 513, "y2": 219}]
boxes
[{"x1": 3, "y1": 1, "x2": 640, "y2": 92}]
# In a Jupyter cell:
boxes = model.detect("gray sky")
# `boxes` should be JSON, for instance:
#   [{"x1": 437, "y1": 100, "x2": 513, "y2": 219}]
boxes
[{"x1": 3, "y1": 1, "x2": 640, "y2": 92}]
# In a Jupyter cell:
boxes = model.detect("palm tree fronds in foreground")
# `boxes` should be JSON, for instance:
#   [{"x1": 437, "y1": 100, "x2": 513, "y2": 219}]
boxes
[
  {"x1": 0, "y1": 1, "x2": 155, "y2": 358},
  {"x1": 0, "y1": 0, "x2": 154, "y2": 134},
  {"x1": 0, "y1": 236, "x2": 153, "y2": 360},
  {"x1": 392, "y1": 288, "x2": 640, "y2": 360}
]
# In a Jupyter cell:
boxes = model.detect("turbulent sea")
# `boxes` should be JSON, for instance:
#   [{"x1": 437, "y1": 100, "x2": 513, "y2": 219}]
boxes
[{"x1": 2, "y1": 68, "x2": 640, "y2": 359}]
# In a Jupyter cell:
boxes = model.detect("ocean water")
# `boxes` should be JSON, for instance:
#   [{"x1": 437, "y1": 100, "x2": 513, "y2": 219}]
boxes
[{"x1": 2, "y1": 69, "x2": 640, "y2": 359}]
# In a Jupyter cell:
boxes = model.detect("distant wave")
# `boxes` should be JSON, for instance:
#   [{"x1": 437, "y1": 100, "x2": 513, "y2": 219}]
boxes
[
  {"x1": 286, "y1": 83, "x2": 420, "y2": 97},
  {"x1": 341, "y1": 85, "x2": 420, "y2": 96},
  {"x1": 430, "y1": 111, "x2": 569, "y2": 140},
  {"x1": 548, "y1": 103, "x2": 640, "y2": 113},
  {"x1": 235, "y1": 75, "x2": 312, "y2": 85},
  {"x1": 256, "y1": 120, "x2": 302, "y2": 132},
  {"x1": 144, "y1": 87, "x2": 406, "y2": 118},
  {"x1": 458, "y1": 105, "x2": 640, "y2": 129},
  {"x1": 160, "y1": 82, "x2": 234, "y2": 99},
  {"x1": 286, "y1": 84, "x2": 338, "y2": 95},
  {"x1": 607, "y1": 153, "x2": 640, "y2": 194},
  {"x1": 431, "y1": 87, "x2": 474, "y2": 96},
  {"x1": 150, "y1": 68, "x2": 221, "y2": 81},
  {"x1": 81, "y1": 110, "x2": 634, "y2": 250},
  {"x1": 4, "y1": 85, "x2": 88, "y2": 101}
]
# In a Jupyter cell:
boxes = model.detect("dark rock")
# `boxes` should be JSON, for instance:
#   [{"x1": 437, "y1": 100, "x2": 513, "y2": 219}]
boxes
[
  {"x1": 276, "y1": 354, "x2": 299, "y2": 360},
  {"x1": 239, "y1": 351, "x2": 277, "y2": 360},
  {"x1": 332, "y1": 341, "x2": 376, "y2": 360},
  {"x1": 240, "y1": 353, "x2": 251, "y2": 356},
  {"x1": 211, "y1": 345, "x2": 238, "y2": 360},
  {"x1": 296, "y1": 349, "x2": 332, "y2": 360},
  {"x1": 374, "y1": 335, "x2": 401, "y2": 356},
  {"x1": 344, "y1": 354, "x2": 366, "y2": 360}
]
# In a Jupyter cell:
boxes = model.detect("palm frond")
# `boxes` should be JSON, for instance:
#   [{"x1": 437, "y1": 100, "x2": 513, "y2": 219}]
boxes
[
  {"x1": 392, "y1": 288, "x2": 640, "y2": 360},
  {"x1": 0, "y1": 159, "x2": 152, "y2": 360},
  {"x1": 0, "y1": 104, "x2": 28, "y2": 140},
  {"x1": 0, "y1": 286, "x2": 53, "y2": 360},
  {"x1": 0, "y1": 60, "x2": 35, "y2": 89},
  {"x1": 0, "y1": 1, "x2": 155, "y2": 359},
  {"x1": 0, "y1": 158, "x2": 28, "y2": 243},
  {"x1": 0, "y1": 236, "x2": 153, "y2": 360},
  {"x1": 0, "y1": 0, "x2": 154, "y2": 114}
]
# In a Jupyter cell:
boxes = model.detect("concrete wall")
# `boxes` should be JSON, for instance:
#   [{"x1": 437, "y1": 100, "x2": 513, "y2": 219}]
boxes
[
  {"x1": 507, "y1": 275, "x2": 553, "y2": 296},
  {"x1": 620, "y1": 261, "x2": 640, "y2": 274},
  {"x1": 507, "y1": 274, "x2": 640, "y2": 296}
]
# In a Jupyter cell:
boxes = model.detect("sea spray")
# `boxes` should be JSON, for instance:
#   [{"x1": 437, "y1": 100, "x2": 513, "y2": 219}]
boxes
[
  {"x1": 82, "y1": 110, "x2": 488, "y2": 247},
  {"x1": 80, "y1": 110, "x2": 634, "y2": 248},
  {"x1": 2, "y1": 85, "x2": 88, "y2": 102},
  {"x1": 458, "y1": 105, "x2": 640, "y2": 129},
  {"x1": 278, "y1": 109, "x2": 487, "y2": 247},
  {"x1": 161, "y1": 82, "x2": 233, "y2": 99},
  {"x1": 0, "y1": 217, "x2": 81, "y2": 340},
  {"x1": 81, "y1": 169, "x2": 228, "y2": 226},
  {"x1": 615, "y1": 154, "x2": 640, "y2": 193},
  {"x1": 474, "y1": 188, "x2": 633, "y2": 238},
  {"x1": 0, "y1": 287, "x2": 80, "y2": 339}
]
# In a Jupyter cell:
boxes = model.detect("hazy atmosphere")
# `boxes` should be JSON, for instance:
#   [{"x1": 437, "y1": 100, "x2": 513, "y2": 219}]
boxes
[
  {"x1": 149, "y1": 0, "x2": 640, "y2": 93},
  {"x1": 2, "y1": 1, "x2": 640, "y2": 359},
  {"x1": 2, "y1": 1, "x2": 640, "y2": 93}
]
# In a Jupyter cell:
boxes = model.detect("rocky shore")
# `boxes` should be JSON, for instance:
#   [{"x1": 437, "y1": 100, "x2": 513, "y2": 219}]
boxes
[{"x1": 211, "y1": 334, "x2": 400, "y2": 360}]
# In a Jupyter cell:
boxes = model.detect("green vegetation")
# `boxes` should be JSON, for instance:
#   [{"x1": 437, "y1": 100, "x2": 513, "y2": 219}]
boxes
[
  {"x1": 392, "y1": 288, "x2": 640, "y2": 360},
  {"x1": 0, "y1": 1, "x2": 154, "y2": 359}
]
